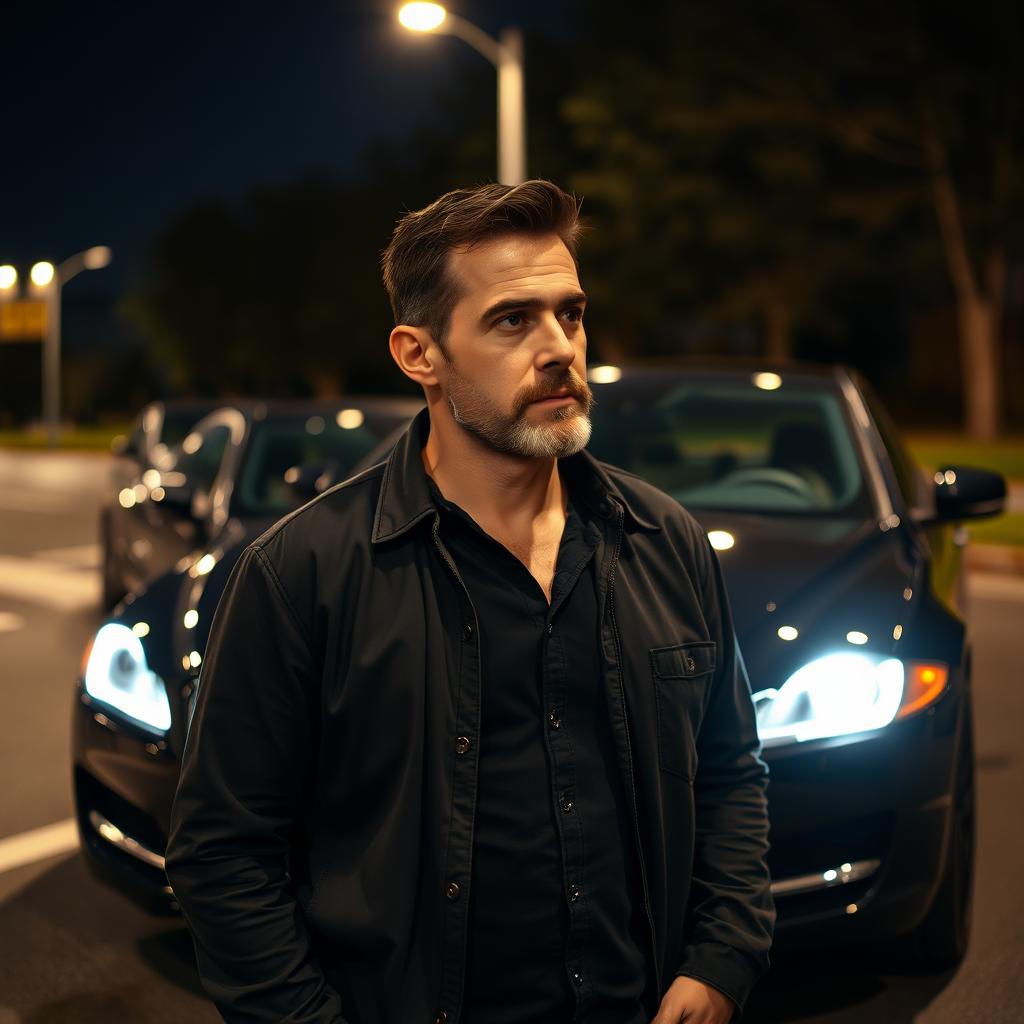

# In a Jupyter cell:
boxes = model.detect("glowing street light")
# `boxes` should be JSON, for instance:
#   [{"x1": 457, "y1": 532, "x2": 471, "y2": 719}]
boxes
[
  {"x1": 0, "y1": 265, "x2": 17, "y2": 292},
  {"x1": 30, "y1": 261, "x2": 55, "y2": 287},
  {"x1": 398, "y1": 3, "x2": 526, "y2": 185},
  {"x1": 35, "y1": 246, "x2": 113, "y2": 447}
]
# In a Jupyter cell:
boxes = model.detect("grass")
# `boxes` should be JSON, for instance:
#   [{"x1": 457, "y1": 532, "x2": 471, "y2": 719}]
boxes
[
  {"x1": 965, "y1": 513, "x2": 1024, "y2": 547},
  {"x1": 904, "y1": 433, "x2": 1024, "y2": 481},
  {"x1": 0, "y1": 424, "x2": 131, "y2": 450}
]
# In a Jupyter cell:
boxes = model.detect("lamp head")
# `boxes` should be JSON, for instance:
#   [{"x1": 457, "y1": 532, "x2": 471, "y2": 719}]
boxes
[
  {"x1": 398, "y1": 3, "x2": 446, "y2": 32},
  {"x1": 83, "y1": 246, "x2": 113, "y2": 270}
]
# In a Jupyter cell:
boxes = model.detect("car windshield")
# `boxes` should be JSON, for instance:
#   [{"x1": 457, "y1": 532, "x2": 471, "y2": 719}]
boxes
[
  {"x1": 586, "y1": 375, "x2": 871, "y2": 516},
  {"x1": 161, "y1": 410, "x2": 211, "y2": 448},
  {"x1": 233, "y1": 411, "x2": 398, "y2": 517}
]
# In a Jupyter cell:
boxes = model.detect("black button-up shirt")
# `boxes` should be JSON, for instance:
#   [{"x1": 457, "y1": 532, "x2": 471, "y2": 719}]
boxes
[{"x1": 427, "y1": 473, "x2": 651, "y2": 1024}]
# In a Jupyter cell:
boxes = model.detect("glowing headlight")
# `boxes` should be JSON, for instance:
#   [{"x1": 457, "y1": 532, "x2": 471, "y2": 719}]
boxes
[
  {"x1": 753, "y1": 652, "x2": 904, "y2": 745},
  {"x1": 83, "y1": 623, "x2": 171, "y2": 734}
]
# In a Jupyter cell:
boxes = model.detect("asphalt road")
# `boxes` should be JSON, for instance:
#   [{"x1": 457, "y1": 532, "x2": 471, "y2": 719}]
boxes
[{"x1": 0, "y1": 449, "x2": 1021, "y2": 1024}]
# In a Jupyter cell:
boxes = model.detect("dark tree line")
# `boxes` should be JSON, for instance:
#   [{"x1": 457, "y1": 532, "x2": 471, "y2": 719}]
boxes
[{"x1": 125, "y1": 0, "x2": 1024, "y2": 437}]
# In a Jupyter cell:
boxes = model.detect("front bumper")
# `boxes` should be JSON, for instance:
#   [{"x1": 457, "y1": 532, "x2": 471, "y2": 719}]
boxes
[
  {"x1": 761, "y1": 683, "x2": 962, "y2": 952},
  {"x1": 72, "y1": 674, "x2": 965, "y2": 948},
  {"x1": 72, "y1": 679, "x2": 182, "y2": 913}
]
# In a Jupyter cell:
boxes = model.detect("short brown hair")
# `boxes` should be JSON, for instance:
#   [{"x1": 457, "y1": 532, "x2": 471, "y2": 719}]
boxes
[{"x1": 381, "y1": 179, "x2": 582, "y2": 352}]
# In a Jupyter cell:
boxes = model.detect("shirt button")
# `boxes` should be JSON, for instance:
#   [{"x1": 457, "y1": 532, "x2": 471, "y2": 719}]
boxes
[
  {"x1": 560, "y1": 792, "x2": 574, "y2": 814},
  {"x1": 454, "y1": 735, "x2": 471, "y2": 755},
  {"x1": 571, "y1": 969, "x2": 584, "y2": 987},
  {"x1": 568, "y1": 883, "x2": 581, "y2": 903},
  {"x1": 446, "y1": 882, "x2": 461, "y2": 901},
  {"x1": 462, "y1": 622, "x2": 473, "y2": 641},
  {"x1": 548, "y1": 708, "x2": 561, "y2": 730}
]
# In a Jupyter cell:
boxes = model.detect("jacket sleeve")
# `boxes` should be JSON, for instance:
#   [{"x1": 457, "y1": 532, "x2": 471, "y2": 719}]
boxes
[
  {"x1": 674, "y1": 531, "x2": 776, "y2": 1018},
  {"x1": 164, "y1": 542, "x2": 348, "y2": 1023}
]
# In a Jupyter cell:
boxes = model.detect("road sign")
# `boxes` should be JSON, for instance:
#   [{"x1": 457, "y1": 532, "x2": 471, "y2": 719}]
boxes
[{"x1": 0, "y1": 300, "x2": 47, "y2": 341}]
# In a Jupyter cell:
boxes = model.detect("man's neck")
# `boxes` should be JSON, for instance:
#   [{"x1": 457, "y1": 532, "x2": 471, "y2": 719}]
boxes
[{"x1": 421, "y1": 412, "x2": 568, "y2": 537}]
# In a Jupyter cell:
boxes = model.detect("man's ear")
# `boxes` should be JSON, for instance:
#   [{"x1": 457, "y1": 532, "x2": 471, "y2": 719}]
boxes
[{"x1": 389, "y1": 324, "x2": 444, "y2": 388}]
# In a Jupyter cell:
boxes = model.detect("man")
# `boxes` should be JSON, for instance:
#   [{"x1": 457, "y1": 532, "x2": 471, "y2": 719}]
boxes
[{"x1": 165, "y1": 180, "x2": 775, "y2": 1024}]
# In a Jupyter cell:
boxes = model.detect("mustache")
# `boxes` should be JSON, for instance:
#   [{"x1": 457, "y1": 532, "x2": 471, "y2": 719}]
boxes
[{"x1": 514, "y1": 371, "x2": 594, "y2": 415}]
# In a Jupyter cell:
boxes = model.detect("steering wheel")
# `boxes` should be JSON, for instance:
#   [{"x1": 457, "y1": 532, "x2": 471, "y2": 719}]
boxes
[{"x1": 720, "y1": 466, "x2": 821, "y2": 501}]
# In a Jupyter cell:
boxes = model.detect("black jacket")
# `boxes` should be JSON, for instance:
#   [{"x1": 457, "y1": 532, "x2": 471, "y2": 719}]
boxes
[{"x1": 165, "y1": 408, "x2": 775, "y2": 1024}]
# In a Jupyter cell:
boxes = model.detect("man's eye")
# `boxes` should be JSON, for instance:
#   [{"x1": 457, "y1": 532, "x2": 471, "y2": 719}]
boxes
[
  {"x1": 562, "y1": 307, "x2": 584, "y2": 323},
  {"x1": 497, "y1": 313, "x2": 523, "y2": 328}
]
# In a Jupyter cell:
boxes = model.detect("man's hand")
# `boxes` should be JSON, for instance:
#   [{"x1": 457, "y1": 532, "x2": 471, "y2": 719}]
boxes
[{"x1": 650, "y1": 975, "x2": 738, "y2": 1024}]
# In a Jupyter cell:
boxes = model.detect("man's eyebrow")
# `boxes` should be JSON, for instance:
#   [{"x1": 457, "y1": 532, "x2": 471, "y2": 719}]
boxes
[{"x1": 479, "y1": 291, "x2": 588, "y2": 325}]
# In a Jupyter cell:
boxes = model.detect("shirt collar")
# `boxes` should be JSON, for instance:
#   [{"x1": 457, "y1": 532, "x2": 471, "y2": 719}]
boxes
[{"x1": 371, "y1": 407, "x2": 660, "y2": 545}]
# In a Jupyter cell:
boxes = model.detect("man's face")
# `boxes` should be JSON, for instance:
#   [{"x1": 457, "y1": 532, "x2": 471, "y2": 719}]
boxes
[{"x1": 435, "y1": 232, "x2": 594, "y2": 459}]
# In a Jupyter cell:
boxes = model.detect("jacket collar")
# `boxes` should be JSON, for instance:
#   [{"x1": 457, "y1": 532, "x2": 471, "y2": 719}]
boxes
[{"x1": 371, "y1": 407, "x2": 660, "y2": 545}]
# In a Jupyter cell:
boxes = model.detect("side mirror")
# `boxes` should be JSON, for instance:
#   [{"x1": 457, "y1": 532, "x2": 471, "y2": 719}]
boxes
[
  {"x1": 284, "y1": 460, "x2": 337, "y2": 503},
  {"x1": 931, "y1": 464, "x2": 1006, "y2": 522}
]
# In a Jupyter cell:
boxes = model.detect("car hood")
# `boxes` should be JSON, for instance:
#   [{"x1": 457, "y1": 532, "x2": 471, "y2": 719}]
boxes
[
  {"x1": 685, "y1": 508, "x2": 917, "y2": 693},
  {"x1": 111, "y1": 505, "x2": 920, "y2": 716}
]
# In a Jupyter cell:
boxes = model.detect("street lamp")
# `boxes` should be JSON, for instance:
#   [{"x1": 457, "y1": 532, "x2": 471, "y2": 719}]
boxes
[
  {"x1": 0, "y1": 265, "x2": 18, "y2": 293},
  {"x1": 398, "y1": 3, "x2": 526, "y2": 186},
  {"x1": 33, "y1": 246, "x2": 112, "y2": 447}
]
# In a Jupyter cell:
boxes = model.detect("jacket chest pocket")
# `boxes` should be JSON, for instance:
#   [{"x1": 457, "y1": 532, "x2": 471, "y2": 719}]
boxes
[{"x1": 651, "y1": 640, "x2": 716, "y2": 781}]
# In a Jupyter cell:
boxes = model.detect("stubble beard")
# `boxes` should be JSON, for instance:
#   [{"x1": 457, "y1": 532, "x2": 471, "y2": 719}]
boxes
[{"x1": 442, "y1": 361, "x2": 595, "y2": 459}]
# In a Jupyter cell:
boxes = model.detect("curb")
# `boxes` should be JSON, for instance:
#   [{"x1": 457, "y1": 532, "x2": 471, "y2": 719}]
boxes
[{"x1": 966, "y1": 543, "x2": 1024, "y2": 577}]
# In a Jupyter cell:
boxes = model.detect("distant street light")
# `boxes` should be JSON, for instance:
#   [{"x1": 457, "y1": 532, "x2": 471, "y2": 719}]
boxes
[
  {"x1": 397, "y1": 3, "x2": 526, "y2": 186},
  {"x1": 35, "y1": 246, "x2": 113, "y2": 447},
  {"x1": 30, "y1": 261, "x2": 55, "y2": 288},
  {"x1": 0, "y1": 265, "x2": 17, "y2": 292}
]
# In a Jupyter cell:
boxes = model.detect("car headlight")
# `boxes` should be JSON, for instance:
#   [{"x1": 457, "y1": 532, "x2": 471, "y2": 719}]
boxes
[
  {"x1": 82, "y1": 623, "x2": 171, "y2": 734},
  {"x1": 752, "y1": 651, "x2": 948, "y2": 747}
]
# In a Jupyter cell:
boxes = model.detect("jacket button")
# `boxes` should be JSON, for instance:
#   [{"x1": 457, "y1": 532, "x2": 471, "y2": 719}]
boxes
[
  {"x1": 685, "y1": 656, "x2": 696, "y2": 672},
  {"x1": 462, "y1": 622, "x2": 473, "y2": 641},
  {"x1": 454, "y1": 735, "x2": 471, "y2": 755},
  {"x1": 560, "y1": 792, "x2": 574, "y2": 814},
  {"x1": 571, "y1": 969, "x2": 584, "y2": 986},
  {"x1": 548, "y1": 708, "x2": 562, "y2": 730},
  {"x1": 568, "y1": 883, "x2": 581, "y2": 903},
  {"x1": 546, "y1": 622, "x2": 554, "y2": 637},
  {"x1": 434, "y1": 1013, "x2": 447, "y2": 1024},
  {"x1": 446, "y1": 881, "x2": 461, "y2": 900}
]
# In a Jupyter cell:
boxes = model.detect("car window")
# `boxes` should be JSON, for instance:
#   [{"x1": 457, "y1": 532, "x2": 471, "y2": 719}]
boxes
[
  {"x1": 232, "y1": 416, "x2": 384, "y2": 517},
  {"x1": 161, "y1": 410, "x2": 208, "y2": 449},
  {"x1": 587, "y1": 381, "x2": 869, "y2": 515},
  {"x1": 177, "y1": 424, "x2": 231, "y2": 494}
]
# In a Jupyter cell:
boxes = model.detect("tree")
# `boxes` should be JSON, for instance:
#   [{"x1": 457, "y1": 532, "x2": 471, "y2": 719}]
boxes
[{"x1": 562, "y1": 0, "x2": 1023, "y2": 437}]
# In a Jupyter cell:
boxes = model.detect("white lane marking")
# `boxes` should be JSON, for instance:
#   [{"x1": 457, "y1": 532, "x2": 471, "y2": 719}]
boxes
[
  {"x1": 967, "y1": 572, "x2": 1024, "y2": 603},
  {"x1": 32, "y1": 543, "x2": 101, "y2": 569},
  {"x1": 0, "y1": 555, "x2": 100, "y2": 610},
  {"x1": 0, "y1": 612, "x2": 25, "y2": 633},
  {"x1": 0, "y1": 818, "x2": 78, "y2": 875}
]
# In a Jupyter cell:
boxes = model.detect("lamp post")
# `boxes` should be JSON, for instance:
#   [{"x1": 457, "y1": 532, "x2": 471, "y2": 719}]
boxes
[
  {"x1": 398, "y1": 3, "x2": 526, "y2": 186},
  {"x1": 31, "y1": 246, "x2": 112, "y2": 447}
]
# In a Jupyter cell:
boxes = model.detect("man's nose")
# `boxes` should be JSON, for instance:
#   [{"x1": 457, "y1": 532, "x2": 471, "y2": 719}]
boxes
[{"x1": 535, "y1": 313, "x2": 576, "y2": 369}]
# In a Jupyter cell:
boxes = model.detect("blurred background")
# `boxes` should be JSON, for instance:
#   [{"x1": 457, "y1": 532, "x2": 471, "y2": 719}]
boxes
[{"x1": 1, "y1": 0, "x2": 1021, "y2": 437}]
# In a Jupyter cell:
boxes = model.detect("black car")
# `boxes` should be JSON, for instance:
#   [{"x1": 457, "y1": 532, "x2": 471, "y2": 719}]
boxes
[
  {"x1": 73, "y1": 364, "x2": 1004, "y2": 972},
  {"x1": 102, "y1": 399, "x2": 222, "y2": 608},
  {"x1": 100, "y1": 397, "x2": 420, "y2": 608}
]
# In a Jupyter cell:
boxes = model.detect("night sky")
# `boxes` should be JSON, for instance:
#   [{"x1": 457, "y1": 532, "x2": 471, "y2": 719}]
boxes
[{"x1": 0, "y1": 1, "x2": 570, "y2": 296}]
